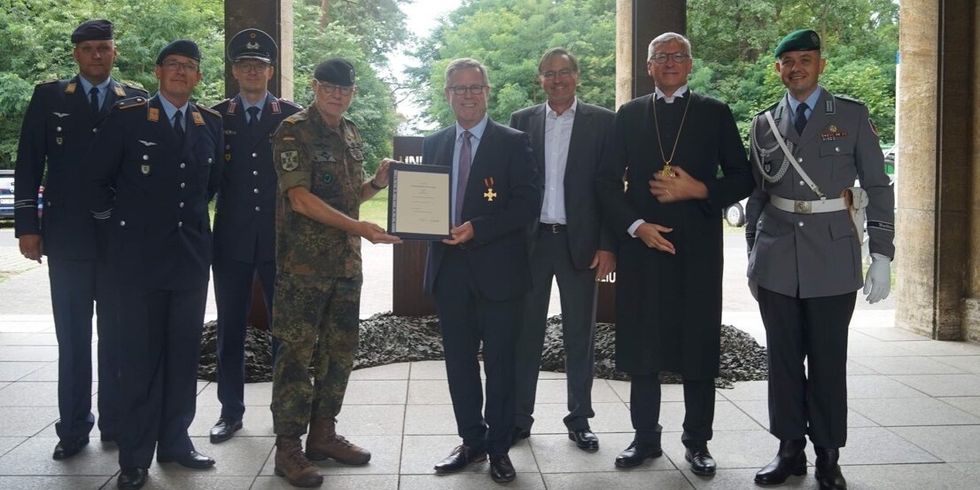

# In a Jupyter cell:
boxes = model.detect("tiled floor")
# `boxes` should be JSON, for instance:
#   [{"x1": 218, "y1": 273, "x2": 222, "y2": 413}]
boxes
[{"x1": 2, "y1": 312, "x2": 980, "y2": 489}]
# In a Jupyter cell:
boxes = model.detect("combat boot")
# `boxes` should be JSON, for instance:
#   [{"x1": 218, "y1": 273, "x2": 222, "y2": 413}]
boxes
[
  {"x1": 274, "y1": 435, "x2": 323, "y2": 488},
  {"x1": 306, "y1": 418, "x2": 371, "y2": 465}
]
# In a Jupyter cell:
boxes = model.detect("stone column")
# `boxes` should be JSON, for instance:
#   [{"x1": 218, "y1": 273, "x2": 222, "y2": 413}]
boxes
[
  {"x1": 963, "y1": 3, "x2": 980, "y2": 343},
  {"x1": 224, "y1": 0, "x2": 294, "y2": 99},
  {"x1": 895, "y1": 0, "x2": 975, "y2": 340},
  {"x1": 615, "y1": 0, "x2": 686, "y2": 106}
]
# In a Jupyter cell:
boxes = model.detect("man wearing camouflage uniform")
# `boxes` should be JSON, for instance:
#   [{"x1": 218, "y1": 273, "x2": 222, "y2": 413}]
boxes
[{"x1": 269, "y1": 58, "x2": 400, "y2": 488}]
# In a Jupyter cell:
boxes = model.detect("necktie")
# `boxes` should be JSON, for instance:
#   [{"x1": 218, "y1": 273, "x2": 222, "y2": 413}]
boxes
[
  {"x1": 173, "y1": 109, "x2": 185, "y2": 142},
  {"x1": 247, "y1": 106, "x2": 260, "y2": 127},
  {"x1": 89, "y1": 87, "x2": 100, "y2": 114},
  {"x1": 794, "y1": 102, "x2": 809, "y2": 136},
  {"x1": 454, "y1": 130, "x2": 473, "y2": 226}
]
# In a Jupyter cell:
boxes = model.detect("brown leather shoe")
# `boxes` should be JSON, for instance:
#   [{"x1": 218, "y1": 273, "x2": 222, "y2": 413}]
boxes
[
  {"x1": 305, "y1": 418, "x2": 371, "y2": 465},
  {"x1": 274, "y1": 436, "x2": 323, "y2": 488}
]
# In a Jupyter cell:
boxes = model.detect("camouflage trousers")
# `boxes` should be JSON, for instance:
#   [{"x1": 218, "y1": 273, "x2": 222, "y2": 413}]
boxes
[{"x1": 270, "y1": 274, "x2": 362, "y2": 436}]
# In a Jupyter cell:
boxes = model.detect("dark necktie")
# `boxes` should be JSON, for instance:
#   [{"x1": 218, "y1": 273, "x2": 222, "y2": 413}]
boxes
[
  {"x1": 247, "y1": 106, "x2": 260, "y2": 127},
  {"x1": 89, "y1": 87, "x2": 100, "y2": 114},
  {"x1": 454, "y1": 130, "x2": 473, "y2": 226},
  {"x1": 795, "y1": 102, "x2": 809, "y2": 136},
  {"x1": 173, "y1": 109, "x2": 185, "y2": 142}
]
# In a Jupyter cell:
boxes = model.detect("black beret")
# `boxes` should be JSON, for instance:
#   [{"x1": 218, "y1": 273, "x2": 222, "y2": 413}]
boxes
[
  {"x1": 156, "y1": 39, "x2": 201, "y2": 65},
  {"x1": 314, "y1": 58, "x2": 356, "y2": 86},
  {"x1": 227, "y1": 28, "x2": 277, "y2": 64},
  {"x1": 71, "y1": 19, "x2": 113, "y2": 44},
  {"x1": 774, "y1": 29, "x2": 821, "y2": 58}
]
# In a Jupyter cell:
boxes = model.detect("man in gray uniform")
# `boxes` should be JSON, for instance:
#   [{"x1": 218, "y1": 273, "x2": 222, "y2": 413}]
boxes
[{"x1": 745, "y1": 29, "x2": 895, "y2": 490}]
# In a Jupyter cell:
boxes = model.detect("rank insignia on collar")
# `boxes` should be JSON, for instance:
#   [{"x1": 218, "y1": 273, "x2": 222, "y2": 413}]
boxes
[
  {"x1": 192, "y1": 111, "x2": 205, "y2": 126},
  {"x1": 820, "y1": 124, "x2": 846, "y2": 141},
  {"x1": 280, "y1": 150, "x2": 299, "y2": 171},
  {"x1": 483, "y1": 177, "x2": 497, "y2": 202},
  {"x1": 147, "y1": 107, "x2": 159, "y2": 122},
  {"x1": 271, "y1": 100, "x2": 281, "y2": 114},
  {"x1": 65, "y1": 82, "x2": 76, "y2": 94},
  {"x1": 113, "y1": 85, "x2": 126, "y2": 97},
  {"x1": 227, "y1": 99, "x2": 237, "y2": 114},
  {"x1": 141, "y1": 164, "x2": 151, "y2": 175}
]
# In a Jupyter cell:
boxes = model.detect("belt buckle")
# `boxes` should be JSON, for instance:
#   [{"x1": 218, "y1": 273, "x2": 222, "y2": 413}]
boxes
[
  {"x1": 794, "y1": 200, "x2": 812, "y2": 214},
  {"x1": 547, "y1": 223, "x2": 560, "y2": 233}
]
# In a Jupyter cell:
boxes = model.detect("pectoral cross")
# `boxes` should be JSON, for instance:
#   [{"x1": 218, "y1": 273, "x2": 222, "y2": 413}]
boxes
[{"x1": 483, "y1": 188, "x2": 497, "y2": 202}]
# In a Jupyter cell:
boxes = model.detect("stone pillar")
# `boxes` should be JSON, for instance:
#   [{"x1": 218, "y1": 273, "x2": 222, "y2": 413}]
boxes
[
  {"x1": 615, "y1": 0, "x2": 686, "y2": 106},
  {"x1": 224, "y1": 0, "x2": 294, "y2": 99},
  {"x1": 963, "y1": 3, "x2": 980, "y2": 343},
  {"x1": 895, "y1": 0, "x2": 976, "y2": 340}
]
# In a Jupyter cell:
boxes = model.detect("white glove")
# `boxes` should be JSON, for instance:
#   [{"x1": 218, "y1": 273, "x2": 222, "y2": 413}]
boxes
[{"x1": 863, "y1": 253, "x2": 891, "y2": 304}]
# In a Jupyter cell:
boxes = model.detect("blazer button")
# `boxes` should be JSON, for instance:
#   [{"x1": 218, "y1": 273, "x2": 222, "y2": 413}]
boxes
[
  {"x1": 797, "y1": 157, "x2": 804, "y2": 163},
  {"x1": 798, "y1": 222, "x2": 804, "y2": 227},
  {"x1": 92, "y1": 128, "x2": 98, "y2": 133},
  {"x1": 180, "y1": 182, "x2": 186, "y2": 189},
  {"x1": 251, "y1": 152, "x2": 258, "y2": 158},
  {"x1": 253, "y1": 188, "x2": 259, "y2": 194},
  {"x1": 56, "y1": 126, "x2": 62, "y2": 132},
  {"x1": 254, "y1": 206, "x2": 260, "y2": 212},
  {"x1": 180, "y1": 162, "x2": 186, "y2": 169},
  {"x1": 799, "y1": 180, "x2": 805, "y2": 186},
  {"x1": 143, "y1": 155, "x2": 149, "y2": 160},
  {"x1": 120, "y1": 220, "x2": 126, "y2": 226},
  {"x1": 178, "y1": 221, "x2": 183, "y2": 227},
  {"x1": 252, "y1": 170, "x2": 259, "y2": 176},
  {"x1": 179, "y1": 202, "x2": 184, "y2": 208}
]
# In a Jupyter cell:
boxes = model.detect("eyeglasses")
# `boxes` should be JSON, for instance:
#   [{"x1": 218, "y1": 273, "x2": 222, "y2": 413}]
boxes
[
  {"x1": 162, "y1": 60, "x2": 200, "y2": 72},
  {"x1": 447, "y1": 84, "x2": 488, "y2": 96},
  {"x1": 540, "y1": 68, "x2": 575, "y2": 79},
  {"x1": 317, "y1": 82, "x2": 355, "y2": 96},
  {"x1": 234, "y1": 62, "x2": 271, "y2": 73},
  {"x1": 650, "y1": 52, "x2": 691, "y2": 64}
]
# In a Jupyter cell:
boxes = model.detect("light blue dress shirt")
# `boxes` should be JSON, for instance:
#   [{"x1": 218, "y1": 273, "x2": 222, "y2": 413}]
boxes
[
  {"x1": 787, "y1": 86, "x2": 823, "y2": 126},
  {"x1": 78, "y1": 76, "x2": 112, "y2": 111},
  {"x1": 239, "y1": 92, "x2": 269, "y2": 123},
  {"x1": 158, "y1": 94, "x2": 191, "y2": 131}
]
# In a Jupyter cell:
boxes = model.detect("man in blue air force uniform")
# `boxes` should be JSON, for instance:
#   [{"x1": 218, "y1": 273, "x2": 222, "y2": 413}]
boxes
[
  {"x1": 86, "y1": 40, "x2": 223, "y2": 490},
  {"x1": 209, "y1": 28, "x2": 301, "y2": 444},
  {"x1": 746, "y1": 29, "x2": 895, "y2": 490},
  {"x1": 14, "y1": 19, "x2": 146, "y2": 460}
]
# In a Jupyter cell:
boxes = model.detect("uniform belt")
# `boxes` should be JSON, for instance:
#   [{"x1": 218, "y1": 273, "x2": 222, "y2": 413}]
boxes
[
  {"x1": 770, "y1": 195, "x2": 847, "y2": 214},
  {"x1": 539, "y1": 222, "x2": 567, "y2": 233}
]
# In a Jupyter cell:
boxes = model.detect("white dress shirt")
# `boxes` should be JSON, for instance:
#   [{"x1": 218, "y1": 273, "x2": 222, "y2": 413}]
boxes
[{"x1": 540, "y1": 98, "x2": 577, "y2": 224}]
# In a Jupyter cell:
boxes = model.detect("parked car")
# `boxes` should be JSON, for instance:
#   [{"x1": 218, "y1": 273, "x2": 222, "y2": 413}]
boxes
[{"x1": 0, "y1": 169, "x2": 14, "y2": 220}]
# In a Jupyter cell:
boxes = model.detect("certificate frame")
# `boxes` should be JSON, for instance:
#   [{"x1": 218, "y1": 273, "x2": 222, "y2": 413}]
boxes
[{"x1": 387, "y1": 162, "x2": 452, "y2": 240}]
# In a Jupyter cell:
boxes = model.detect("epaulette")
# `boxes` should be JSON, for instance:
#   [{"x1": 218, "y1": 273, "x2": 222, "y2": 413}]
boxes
[
  {"x1": 834, "y1": 94, "x2": 866, "y2": 106},
  {"x1": 755, "y1": 102, "x2": 778, "y2": 117},
  {"x1": 282, "y1": 111, "x2": 308, "y2": 125},
  {"x1": 36, "y1": 78, "x2": 60, "y2": 86},
  {"x1": 120, "y1": 80, "x2": 148, "y2": 94},
  {"x1": 278, "y1": 98, "x2": 303, "y2": 110},
  {"x1": 114, "y1": 96, "x2": 148, "y2": 110},
  {"x1": 195, "y1": 103, "x2": 221, "y2": 118}
]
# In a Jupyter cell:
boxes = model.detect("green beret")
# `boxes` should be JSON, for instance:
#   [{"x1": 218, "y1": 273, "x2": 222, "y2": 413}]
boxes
[{"x1": 774, "y1": 29, "x2": 821, "y2": 58}]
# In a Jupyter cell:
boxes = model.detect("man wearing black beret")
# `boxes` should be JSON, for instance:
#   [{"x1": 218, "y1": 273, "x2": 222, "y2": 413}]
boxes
[
  {"x1": 208, "y1": 28, "x2": 301, "y2": 444},
  {"x1": 86, "y1": 39, "x2": 224, "y2": 490},
  {"x1": 14, "y1": 18, "x2": 146, "y2": 461}
]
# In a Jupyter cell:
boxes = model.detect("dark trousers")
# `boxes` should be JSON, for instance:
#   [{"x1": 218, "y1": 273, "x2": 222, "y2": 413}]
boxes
[
  {"x1": 48, "y1": 257, "x2": 119, "y2": 441},
  {"x1": 433, "y1": 249, "x2": 519, "y2": 457},
  {"x1": 213, "y1": 256, "x2": 275, "y2": 421},
  {"x1": 116, "y1": 285, "x2": 208, "y2": 469},
  {"x1": 630, "y1": 374, "x2": 715, "y2": 447},
  {"x1": 757, "y1": 287, "x2": 854, "y2": 448},
  {"x1": 515, "y1": 228, "x2": 596, "y2": 432}
]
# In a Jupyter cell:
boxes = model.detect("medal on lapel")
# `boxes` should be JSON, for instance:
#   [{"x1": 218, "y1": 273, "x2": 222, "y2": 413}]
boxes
[
  {"x1": 141, "y1": 163, "x2": 152, "y2": 175},
  {"x1": 483, "y1": 177, "x2": 496, "y2": 202}
]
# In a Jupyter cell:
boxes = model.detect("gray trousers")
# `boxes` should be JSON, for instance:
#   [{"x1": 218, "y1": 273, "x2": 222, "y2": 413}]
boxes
[{"x1": 514, "y1": 228, "x2": 597, "y2": 432}]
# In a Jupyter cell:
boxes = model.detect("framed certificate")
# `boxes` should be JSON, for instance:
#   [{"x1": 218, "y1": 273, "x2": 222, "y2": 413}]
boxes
[{"x1": 387, "y1": 163, "x2": 452, "y2": 240}]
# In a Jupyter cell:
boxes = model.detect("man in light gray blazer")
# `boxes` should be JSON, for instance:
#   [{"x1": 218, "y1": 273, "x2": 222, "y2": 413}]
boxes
[{"x1": 509, "y1": 47, "x2": 616, "y2": 452}]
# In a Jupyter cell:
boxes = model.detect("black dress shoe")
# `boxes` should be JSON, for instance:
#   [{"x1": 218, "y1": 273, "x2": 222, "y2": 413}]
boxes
[
  {"x1": 489, "y1": 454, "x2": 516, "y2": 483},
  {"x1": 157, "y1": 449, "x2": 216, "y2": 469},
  {"x1": 117, "y1": 467, "x2": 148, "y2": 490},
  {"x1": 755, "y1": 439, "x2": 807, "y2": 485},
  {"x1": 434, "y1": 445, "x2": 487, "y2": 474},
  {"x1": 685, "y1": 445, "x2": 717, "y2": 476},
  {"x1": 568, "y1": 429, "x2": 599, "y2": 452},
  {"x1": 209, "y1": 417, "x2": 243, "y2": 444},
  {"x1": 510, "y1": 427, "x2": 530, "y2": 447},
  {"x1": 815, "y1": 447, "x2": 847, "y2": 490},
  {"x1": 614, "y1": 441, "x2": 662, "y2": 468},
  {"x1": 52, "y1": 436, "x2": 89, "y2": 460}
]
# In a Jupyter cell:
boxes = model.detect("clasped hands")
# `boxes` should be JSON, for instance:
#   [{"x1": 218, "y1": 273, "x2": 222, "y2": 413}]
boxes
[{"x1": 637, "y1": 167, "x2": 707, "y2": 254}]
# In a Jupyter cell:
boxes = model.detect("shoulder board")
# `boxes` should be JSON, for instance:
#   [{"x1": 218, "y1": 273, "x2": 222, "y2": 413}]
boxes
[
  {"x1": 195, "y1": 104, "x2": 221, "y2": 118},
  {"x1": 277, "y1": 98, "x2": 303, "y2": 110},
  {"x1": 114, "y1": 96, "x2": 148, "y2": 110},
  {"x1": 755, "y1": 102, "x2": 778, "y2": 117},
  {"x1": 282, "y1": 111, "x2": 308, "y2": 125},
  {"x1": 36, "y1": 78, "x2": 60, "y2": 87},
  {"x1": 120, "y1": 81, "x2": 148, "y2": 94},
  {"x1": 834, "y1": 94, "x2": 866, "y2": 106}
]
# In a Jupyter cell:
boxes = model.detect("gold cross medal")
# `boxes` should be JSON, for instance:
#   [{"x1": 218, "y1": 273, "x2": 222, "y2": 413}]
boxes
[
  {"x1": 483, "y1": 177, "x2": 497, "y2": 202},
  {"x1": 658, "y1": 162, "x2": 677, "y2": 178}
]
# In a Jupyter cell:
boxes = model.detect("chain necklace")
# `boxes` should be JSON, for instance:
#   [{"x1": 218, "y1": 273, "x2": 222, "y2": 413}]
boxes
[{"x1": 652, "y1": 91, "x2": 692, "y2": 178}]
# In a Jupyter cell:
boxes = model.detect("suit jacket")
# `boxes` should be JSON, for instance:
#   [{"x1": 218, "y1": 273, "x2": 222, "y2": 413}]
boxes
[
  {"x1": 212, "y1": 93, "x2": 301, "y2": 264},
  {"x1": 745, "y1": 88, "x2": 894, "y2": 298},
  {"x1": 14, "y1": 76, "x2": 147, "y2": 259},
  {"x1": 421, "y1": 119, "x2": 540, "y2": 301},
  {"x1": 509, "y1": 101, "x2": 616, "y2": 269},
  {"x1": 87, "y1": 95, "x2": 223, "y2": 291}
]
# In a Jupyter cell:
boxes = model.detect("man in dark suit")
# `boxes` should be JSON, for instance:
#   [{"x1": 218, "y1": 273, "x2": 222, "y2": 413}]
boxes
[
  {"x1": 422, "y1": 58, "x2": 540, "y2": 484},
  {"x1": 596, "y1": 32, "x2": 753, "y2": 476},
  {"x1": 87, "y1": 40, "x2": 223, "y2": 490},
  {"x1": 508, "y1": 47, "x2": 615, "y2": 452},
  {"x1": 209, "y1": 28, "x2": 301, "y2": 444},
  {"x1": 14, "y1": 19, "x2": 146, "y2": 460}
]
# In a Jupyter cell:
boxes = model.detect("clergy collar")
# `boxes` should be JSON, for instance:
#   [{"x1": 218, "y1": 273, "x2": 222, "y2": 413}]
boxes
[{"x1": 655, "y1": 85, "x2": 689, "y2": 104}]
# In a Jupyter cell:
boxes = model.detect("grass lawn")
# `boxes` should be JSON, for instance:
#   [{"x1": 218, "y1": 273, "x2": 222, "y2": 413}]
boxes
[{"x1": 360, "y1": 187, "x2": 389, "y2": 226}]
